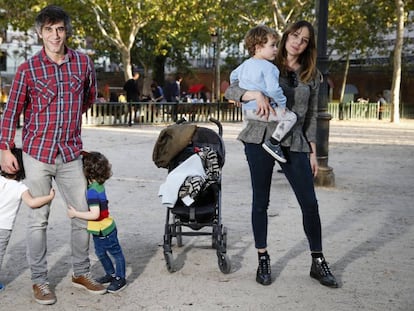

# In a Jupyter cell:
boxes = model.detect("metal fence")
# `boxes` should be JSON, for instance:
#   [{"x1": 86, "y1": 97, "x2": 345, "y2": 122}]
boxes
[
  {"x1": 84, "y1": 101, "x2": 396, "y2": 125},
  {"x1": 328, "y1": 102, "x2": 392, "y2": 121},
  {"x1": 328, "y1": 102, "x2": 414, "y2": 121},
  {"x1": 1, "y1": 101, "x2": 413, "y2": 126},
  {"x1": 82, "y1": 102, "x2": 244, "y2": 125}
]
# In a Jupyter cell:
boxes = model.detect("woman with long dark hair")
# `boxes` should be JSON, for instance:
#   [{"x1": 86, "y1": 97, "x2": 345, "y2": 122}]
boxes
[{"x1": 225, "y1": 20, "x2": 338, "y2": 288}]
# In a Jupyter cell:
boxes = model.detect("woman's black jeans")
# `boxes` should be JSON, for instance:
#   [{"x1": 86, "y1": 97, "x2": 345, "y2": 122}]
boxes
[{"x1": 244, "y1": 142, "x2": 322, "y2": 252}]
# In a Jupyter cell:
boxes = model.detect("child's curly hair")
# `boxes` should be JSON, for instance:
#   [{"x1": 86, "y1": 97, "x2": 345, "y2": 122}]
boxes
[
  {"x1": 82, "y1": 151, "x2": 112, "y2": 184},
  {"x1": 0, "y1": 148, "x2": 25, "y2": 181},
  {"x1": 244, "y1": 25, "x2": 279, "y2": 57}
]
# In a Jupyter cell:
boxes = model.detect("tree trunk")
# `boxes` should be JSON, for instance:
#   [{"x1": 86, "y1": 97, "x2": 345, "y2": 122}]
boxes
[
  {"x1": 142, "y1": 65, "x2": 153, "y2": 98},
  {"x1": 121, "y1": 47, "x2": 133, "y2": 82},
  {"x1": 339, "y1": 53, "x2": 350, "y2": 104},
  {"x1": 391, "y1": 0, "x2": 404, "y2": 123}
]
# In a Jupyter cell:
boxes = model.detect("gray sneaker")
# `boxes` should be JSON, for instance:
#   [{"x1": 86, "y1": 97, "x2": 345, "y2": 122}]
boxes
[
  {"x1": 32, "y1": 283, "x2": 57, "y2": 305},
  {"x1": 262, "y1": 140, "x2": 287, "y2": 163}
]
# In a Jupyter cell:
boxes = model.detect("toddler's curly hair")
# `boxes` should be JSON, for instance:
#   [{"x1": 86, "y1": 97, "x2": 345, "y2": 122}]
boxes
[
  {"x1": 82, "y1": 151, "x2": 112, "y2": 184},
  {"x1": 0, "y1": 148, "x2": 25, "y2": 181},
  {"x1": 244, "y1": 25, "x2": 279, "y2": 57}
]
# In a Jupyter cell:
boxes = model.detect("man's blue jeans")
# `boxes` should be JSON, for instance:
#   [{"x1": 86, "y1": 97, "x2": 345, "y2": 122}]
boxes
[
  {"x1": 92, "y1": 228, "x2": 126, "y2": 279},
  {"x1": 244, "y1": 143, "x2": 322, "y2": 252}
]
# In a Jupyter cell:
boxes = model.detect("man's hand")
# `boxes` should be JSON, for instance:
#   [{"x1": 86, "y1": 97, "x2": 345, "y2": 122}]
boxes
[{"x1": 0, "y1": 149, "x2": 19, "y2": 174}]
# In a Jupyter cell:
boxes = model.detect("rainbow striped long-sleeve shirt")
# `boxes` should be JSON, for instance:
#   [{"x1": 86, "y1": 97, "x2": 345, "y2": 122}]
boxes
[{"x1": 86, "y1": 181, "x2": 116, "y2": 236}]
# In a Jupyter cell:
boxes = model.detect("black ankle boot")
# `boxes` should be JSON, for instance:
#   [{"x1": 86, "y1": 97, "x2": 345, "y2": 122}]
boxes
[
  {"x1": 256, "y1": 253, "x2": 272, "y2": 286},
  {"x1": 310, "y1": 257, "x2": 338, "y2": 288}
]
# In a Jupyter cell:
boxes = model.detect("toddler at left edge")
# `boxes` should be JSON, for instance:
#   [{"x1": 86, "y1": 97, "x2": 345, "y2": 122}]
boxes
[{"x1": 0, "y1": 148, "x2": 55, "y2": 292}]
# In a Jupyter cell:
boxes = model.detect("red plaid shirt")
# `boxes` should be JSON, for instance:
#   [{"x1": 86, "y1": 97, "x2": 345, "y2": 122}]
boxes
[{"x1": 0, "y1": 47, "x2": 96, "y2": 164}]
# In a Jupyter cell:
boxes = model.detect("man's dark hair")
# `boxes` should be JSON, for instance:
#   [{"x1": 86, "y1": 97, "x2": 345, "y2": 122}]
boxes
[{"x1": 35, "y1": 5, "x2": 73, "y2": 38}]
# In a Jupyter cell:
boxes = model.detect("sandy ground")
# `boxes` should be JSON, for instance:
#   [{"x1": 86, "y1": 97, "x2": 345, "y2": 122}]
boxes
[{"x1": 0, "y1": 120, "x2": 413, "y2": 311}]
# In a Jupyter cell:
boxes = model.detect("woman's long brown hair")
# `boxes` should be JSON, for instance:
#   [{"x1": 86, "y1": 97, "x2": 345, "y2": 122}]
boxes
[{"x1": 275, "y1": 20, "x2": 317, "y2": 83}]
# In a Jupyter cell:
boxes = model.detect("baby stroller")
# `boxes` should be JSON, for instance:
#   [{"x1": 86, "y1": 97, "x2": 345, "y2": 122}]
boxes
[{"x1": 153, "y1": 118, "x2": 231, "y2": 274}]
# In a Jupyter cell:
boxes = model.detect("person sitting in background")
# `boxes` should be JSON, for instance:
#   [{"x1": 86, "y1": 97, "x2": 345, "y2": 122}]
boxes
[{"x1": 151, "y1": 81, "x2": 165, "y2": 102}]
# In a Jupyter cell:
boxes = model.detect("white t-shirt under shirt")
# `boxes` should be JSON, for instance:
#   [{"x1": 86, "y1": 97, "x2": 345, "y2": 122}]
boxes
[{"x1": 0, "y1": 176, "x2": 28, "y2": 230}]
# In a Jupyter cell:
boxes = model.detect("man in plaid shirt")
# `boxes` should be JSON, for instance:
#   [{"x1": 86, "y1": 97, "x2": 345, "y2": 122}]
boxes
[{"x1": 0, "y1": 5, "x2": 107, "y2": 304}]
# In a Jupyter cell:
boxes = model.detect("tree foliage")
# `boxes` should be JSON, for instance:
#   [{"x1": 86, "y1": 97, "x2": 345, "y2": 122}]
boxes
[{"x1": 0, "y1": 0, "x2": 412, "y2": 108}]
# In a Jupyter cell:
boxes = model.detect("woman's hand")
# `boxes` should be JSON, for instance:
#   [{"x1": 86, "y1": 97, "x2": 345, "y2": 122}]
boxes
[
  {"x1": 309, "y1": 142, "x2": 318, "y2": 177},
  {"x1": 241, "y1": 90, "x2": 274, "y2": 119},
  {"x1": 310, "y1": 153, "x2": 318, "y2": 177}
]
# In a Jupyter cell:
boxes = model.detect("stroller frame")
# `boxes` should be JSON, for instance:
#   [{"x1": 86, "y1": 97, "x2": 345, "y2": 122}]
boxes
[{"x1": 162, "y1": 118, "x2": 231, "y2": 274}]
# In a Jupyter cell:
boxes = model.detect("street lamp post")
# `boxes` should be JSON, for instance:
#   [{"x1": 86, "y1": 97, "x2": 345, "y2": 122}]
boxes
[
  {"x1": 210, "y1": 30, "x2": 221, "y2": 103},
  {"x1": 215, "y1": 31, "x2": 221, "y2": 102},
  {"x1": 315, "y1": 0, "x2": 335, "y2": 187},
  {"x1": 210, "y1": 32, "x2": 218, "y2": 102}
]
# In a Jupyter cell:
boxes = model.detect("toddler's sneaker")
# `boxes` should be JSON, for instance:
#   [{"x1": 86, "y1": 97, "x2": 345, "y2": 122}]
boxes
[
  {"x1": 262, "y1": 140, "x2": 287, "y2": 163},
  {"x1": 0, "y1": 282, "x2": 5, "y2": 292},
  {"x1": 107, "y1": 276, "x2": 127, "y2": 293},
  {"x1": 96, "y1": 274, "x2": 116, "y2": 285}
]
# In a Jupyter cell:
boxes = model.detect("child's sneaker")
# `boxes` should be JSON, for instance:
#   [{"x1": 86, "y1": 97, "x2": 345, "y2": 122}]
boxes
[
  {"x1": 96, "y1": 274, "x2": 116, "y2": 285},
  {"x1": 107, "y1": 276, "x2": 127, "y2": 293},
  {"x1": 0, "y1": 282, "x2": 5, "y2": 292},
  {"x1": 262, "y1": 140, "x2": 287, "y2": 163}
]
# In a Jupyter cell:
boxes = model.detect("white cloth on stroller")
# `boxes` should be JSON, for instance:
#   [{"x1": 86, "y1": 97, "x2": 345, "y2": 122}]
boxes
[{"x1": 158, "y1": 154, "x2": 206, "y2": 208}]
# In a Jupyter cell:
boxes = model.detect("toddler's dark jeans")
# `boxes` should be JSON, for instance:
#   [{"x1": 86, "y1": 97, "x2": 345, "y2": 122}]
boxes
[{"x1": 93, "y1": 228, "x2": 126, "y2": 279}]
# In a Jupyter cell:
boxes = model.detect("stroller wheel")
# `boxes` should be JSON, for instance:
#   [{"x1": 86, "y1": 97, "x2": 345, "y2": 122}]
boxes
[
  {"x1": 217, "y1": 253, "x2": 231, "y2": 274},
  {"x1": 164, "y1": 252, "x2": 176, "y2": 273}
]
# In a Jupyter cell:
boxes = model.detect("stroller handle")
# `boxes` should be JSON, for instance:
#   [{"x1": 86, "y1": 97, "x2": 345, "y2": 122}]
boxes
[
  {"x1": 176, "y1": 117, "x2": 188, "y2": 124},
  {"x1": 175, "y1": 117, "x2": 223, "y2": 137},
  {"x1": 208, "y1": 117, "x2": 223, "y2": 137}
]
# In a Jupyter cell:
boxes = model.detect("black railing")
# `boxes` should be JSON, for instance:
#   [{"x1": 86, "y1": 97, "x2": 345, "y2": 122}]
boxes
[
  {"x1": 1, "y1": 101, "x2": 413, "y2": 125},
  {"x1": 83, "y1": 102, "x2": 244, "y2": 126}
]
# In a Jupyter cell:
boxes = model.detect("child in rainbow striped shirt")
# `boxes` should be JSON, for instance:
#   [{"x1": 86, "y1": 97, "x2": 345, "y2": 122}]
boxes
[{"x1": 67, "y1": 151, "x2": 126, "y2": 293}]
